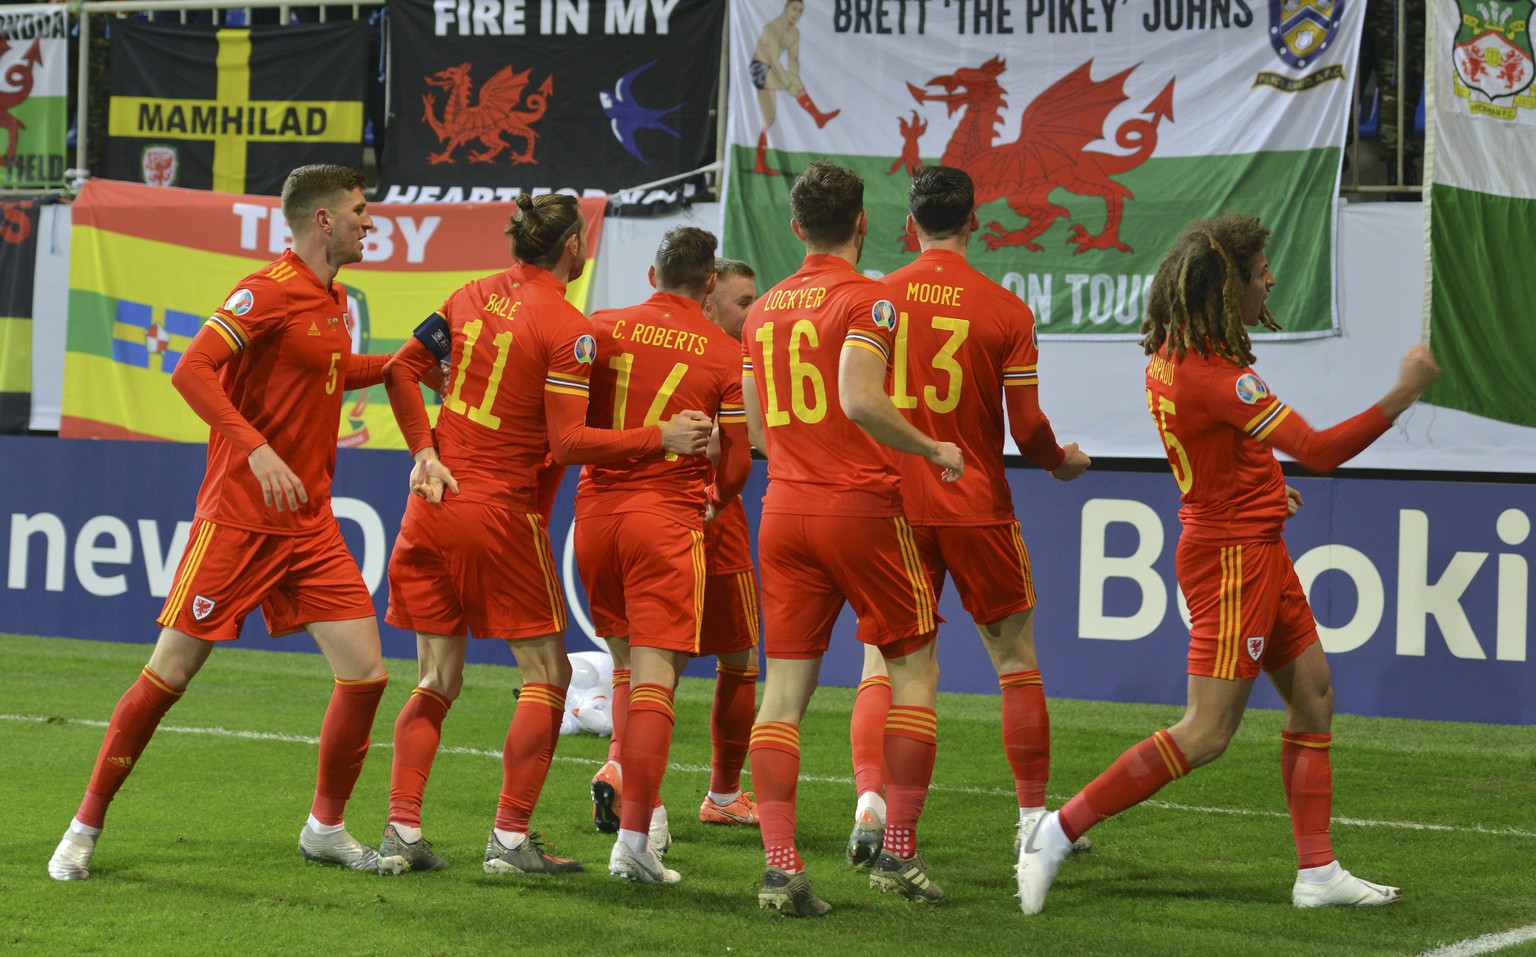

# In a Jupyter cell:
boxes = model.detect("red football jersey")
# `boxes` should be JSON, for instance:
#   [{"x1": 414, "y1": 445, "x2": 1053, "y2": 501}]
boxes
[
  {"x1": 579, "y1": 292, "x2": 745, "y2": 523},
  {"x1": 1145, "y1": 346, "x2": 1294, "y2": 544},
  {"x1": 192, "y1": 250, "x2": 360, "y2": 534},
  {"x1": 742, "y1": 254, "x2": 902, "y2": 517},
  {"x1": 422, "y1": 264, "x2": 601, "y2": 513},
  {"x1": 887, "y1": 249, "x2": 1060, "y2": 525}
]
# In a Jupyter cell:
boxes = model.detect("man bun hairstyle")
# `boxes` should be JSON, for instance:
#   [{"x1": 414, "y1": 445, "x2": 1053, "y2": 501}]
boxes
[
  {"x1": 1140, "y1": 212, "x2": 1280, "y2": 366},
  {"x1": 505, "y1": 193, "x2": 583, "y2": 269}
]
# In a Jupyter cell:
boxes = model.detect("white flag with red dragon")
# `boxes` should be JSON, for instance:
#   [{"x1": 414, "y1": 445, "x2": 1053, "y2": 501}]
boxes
[{"x1": 722, "y1": 0, "x2": 1363, "y2": 339}]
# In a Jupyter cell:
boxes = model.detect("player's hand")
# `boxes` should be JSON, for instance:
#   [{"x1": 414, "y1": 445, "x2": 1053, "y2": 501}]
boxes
[
  {"x1": 660, "y1": 410, "x2": 713, "y2": 456},
  {"x1": 247, "y1": 443, "x2": 307, "y2": 512},
  {"x1": 1051, "y1": 442, "x2": 1091, "y2": 482},
  {"x1": 1398, "y1": 343, "x2": 1440, "y2": 396},
  {"x1": 703, "y1": 501, "x2": 720, "y2": 524},
  {"x1": 928, "y1": 441, "x2": 964, "y2": 482},
  {"x1": 410, "y1": 450, "x2": 460, "y2": 505},
  {"x1": 1285, "y1": 485, "x2": 1303, "y2": 519}
]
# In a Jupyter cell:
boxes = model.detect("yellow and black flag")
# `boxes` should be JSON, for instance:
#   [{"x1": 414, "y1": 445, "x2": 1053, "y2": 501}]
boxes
[{"x1": 106, "y1": 20, "x2": 366, "y2": 195}]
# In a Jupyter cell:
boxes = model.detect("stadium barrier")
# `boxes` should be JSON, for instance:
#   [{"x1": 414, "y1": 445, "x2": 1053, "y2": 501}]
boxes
[{"x1": 4, "y1": 433, "x2": 1531, "y2": 725}]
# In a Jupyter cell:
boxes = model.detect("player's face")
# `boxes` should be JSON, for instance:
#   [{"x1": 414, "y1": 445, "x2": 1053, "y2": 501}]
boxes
[
  {"x1": 328, "y1": 188, "x2": 374, "y2": 265},
  {"x1": 785, "y1": 1, "x2": 804, "y2": 24},
  {"x1": 1241, "y1": 253, "x2": 1275, "y2": 326},
  {"x1": 706, "y1": 274, "x2": 757, "y2": 340}
]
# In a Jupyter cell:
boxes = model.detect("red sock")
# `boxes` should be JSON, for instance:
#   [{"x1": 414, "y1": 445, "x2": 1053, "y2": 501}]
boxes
[
  {"x1": 1000, "y1": 670, "x2": 1050, "y2": 808},
  {"x1": 1282, "y1": 731, "x2": 1335, "y2": 869},
  {"x1": 1058, "y1": 729, "x2": 1189, "y2": 843},
  {"x1": 883, "y1": 705, "x2": 937, "y2": 859},
  {"x1": 605, "y1": 669, "x2": 631, "y2": 765},
  {"x1": 310, "y1": 674, "x2": 387, "y2": 826},
  {"x1": 494, "y1": 683, "x2": 566, "y2": 833},
  {"x1": 77, "y1": 667, "x2": 184, "y2": 829},
  {"x1": 709, "y1": 664, "x2": 757, "y2": 794},
  {"x1": 388, "y1": 687, "x2": 452, "y2": 828},
  {"x1": 850, "y1": 675, "x2": 891, "y2": 798},
  {"x1": 750, "y1": 721, "x2": 802, "y2": 871},
  {"x1": 618, "y1": 684, "x2": 676, "y2": 834}
]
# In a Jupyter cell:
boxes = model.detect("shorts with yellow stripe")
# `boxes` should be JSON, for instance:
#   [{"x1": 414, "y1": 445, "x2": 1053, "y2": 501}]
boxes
[
  {"x1": 573, "y1": 509, "x2": 706, "y2": 653},
  {"x1": 757, "y1": 511, "x2": 941, "y2": 660},
  {"x1": 158, "y1": 517, "x2": 374, "y2": 640},
  {"x1": 1175, "y1": 537, "x2": 1318, "y2": 681},
  {"x1": 911, "y1": 521, "x2": 1036, "y2": 626}
]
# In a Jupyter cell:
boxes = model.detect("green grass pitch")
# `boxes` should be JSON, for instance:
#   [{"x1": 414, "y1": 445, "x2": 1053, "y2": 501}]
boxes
[{"x1": 3, "y1": 633, "x2": 1533, "y2": 957}]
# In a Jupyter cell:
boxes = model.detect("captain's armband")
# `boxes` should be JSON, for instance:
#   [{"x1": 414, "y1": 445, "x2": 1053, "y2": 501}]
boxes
[{"x1": 412, "y1": 313, "x2": 453, "y2": 362}]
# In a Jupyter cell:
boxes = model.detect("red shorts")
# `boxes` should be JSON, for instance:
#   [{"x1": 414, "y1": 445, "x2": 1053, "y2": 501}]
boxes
[
  {"x1": 386, "y1": 495, "x2": 567, "y2": 640},
  {"x1": 757, "y1": 511, "x2": 939, "y2": 660},
  {"x1": 1177, "y1": 538, "x2": 1318, "y2": 680},
  {"x1": 697, "y1": 569, "x2": 760, "y2": 657},
  {"x1": 575, "y1": 510, "x2": 705, "y2": 653},
  {"x1": 912, "y1": 521, "x2": 1035, "y2": 625},
  {"x1": 157, "y1": 518, "x2": 375, "y2": 640},
  {"x1": 704, "y1": 498, "x2": 754, "y2": 575}
]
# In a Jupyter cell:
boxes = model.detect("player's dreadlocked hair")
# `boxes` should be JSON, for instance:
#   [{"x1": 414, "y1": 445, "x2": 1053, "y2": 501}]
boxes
[{"x1": 1140, "y1": 213, "x2": 1280, "y2": 366}]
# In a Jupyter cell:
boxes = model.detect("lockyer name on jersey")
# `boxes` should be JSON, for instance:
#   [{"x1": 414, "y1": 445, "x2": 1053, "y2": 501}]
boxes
[{"x1": 761, "y1": 286, "x2": 829, "y2": 311}]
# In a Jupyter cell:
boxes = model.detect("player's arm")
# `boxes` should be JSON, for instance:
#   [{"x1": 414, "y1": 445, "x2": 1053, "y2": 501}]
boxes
[
  {"x1": 172, "y1": 322, "x2": 306, "y2": 511},
  {"x1": 342, "y1": 352, "x2": 389, "y2": 390},
  {"x1": 840, "y1": 345, "x2": 962, "y2": 479},
  {"x1": 708, "y1": 417, "x2": 752, "y2": 514},
  {"x1": 384, "y1": 328, "x2": 460, "y2": 504},
  {"x1": 545, "y1": 389, "x2": 711, "y2": 465},
  {"x1": 1235, "y1": 346, "x2": 1438, "y2": 475},
  {"x1": 1003, "y1": 380, "x2": 1069, "y2": 472}
]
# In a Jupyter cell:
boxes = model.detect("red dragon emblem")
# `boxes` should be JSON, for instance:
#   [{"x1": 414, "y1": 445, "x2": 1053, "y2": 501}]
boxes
[
  {"x1": 422, "y1": 62, "x2": 553, "y2": 165},
  {"x1": 0, "y1": 32, "x2": 44, "y2": 170},
  {"x1": 896, "y1": 57, "x2": 1175, "y2": 255}
]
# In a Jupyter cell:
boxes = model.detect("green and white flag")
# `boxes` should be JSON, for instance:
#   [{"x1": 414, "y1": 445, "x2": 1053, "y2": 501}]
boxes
[
  {"x1": 0, "y1": 7, "x2": 69, "y2": 189},
  {"x1": 722, "y1": 0, "x2": 1362, "y2": 339},
  {"x1": 1425, "y1": 0, "x2": 1536, "y2": 427}
]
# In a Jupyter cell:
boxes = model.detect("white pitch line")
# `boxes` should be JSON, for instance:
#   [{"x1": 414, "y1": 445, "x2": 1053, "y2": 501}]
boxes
[
  {"x1": 8, "y1": 712, "x2": 1536, "y2": 841},
  {"x1": 1414, "y1": 925, "x2": 1536, "y2": 957}
]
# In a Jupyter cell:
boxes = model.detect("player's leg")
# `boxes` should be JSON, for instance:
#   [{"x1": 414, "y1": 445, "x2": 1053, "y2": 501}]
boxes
[
  {"x1": 591, "y1": 636, "x2": 630, "y2": 835},
  {"x1": 1268, "y1": 567, "x2": 1399, "y2": 908},
  {"x1": 846, "y1": 644, "x2": 890, "y2": 866},
  {"x1": 869, "y1": 633, "x2": 946, "y2": 903},
  {"x1": 486, "y1": 631, "x2": 581, "y2": 875},
  {"x1": 609, "y1": 644, "x2": 689, "y2": 885},
  {"x1": 699, "y1": 569, "x2": 760, "y2": 827},
  {"x1": 49, "y1": 626, "x2": 214, "y2": 881},
  {"x1": 754, "y1": 88, "x2": 779, "y2": 174},
  {"x1": 378, "y1": 631, "x2": 465, "y2": 874},
  {"x1": 303, "y1": 615, "x2": 389, "y2": 872}
]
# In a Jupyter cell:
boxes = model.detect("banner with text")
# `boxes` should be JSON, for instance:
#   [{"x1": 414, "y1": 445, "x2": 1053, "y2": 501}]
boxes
[
  {"x1": 107, "y1": 21, "x2": 367, "y2": 195},
  {"x1": 60, "y1": 179, "x2": 605, "y2": 445},
  {"x1": 722, "y1": 0, "x2": 1361, "y2": 338},
  {"x1": 0, "y1": 199, "x2": 39, "y2": 430},
  {"x1": 0, "y1": 7, "x2": 68, "y2": 189},
  {"x1": 1424, "y1": 0, "x2": 1536, "y2": 428},
  {"x1": 378, "y1": 0, "x2": 723, "y2": 209},
  {"x1": 4, "y1": 433, "x2": 1532, "y2": 725}
]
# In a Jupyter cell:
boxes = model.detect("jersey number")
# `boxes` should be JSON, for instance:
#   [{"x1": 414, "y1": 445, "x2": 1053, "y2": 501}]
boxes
[
  {"x1": 1147, "y1": 390, "x2": 1193, "y2": 494},
  {"x1": 754, "y1": 319, "x2": 826, "y2": 426},
  {"x1": 443, "y1": 318, "x2": 512, "y2": 429},
  {"x1": 891, "y1": 313, "x2": 970, "y2": 414},
  {"x1": 609, "y1": 355, "x2": 689, "y2": 461},
  {"x1": 325, "y1": 352, "x2": 340, "y2": 395}
]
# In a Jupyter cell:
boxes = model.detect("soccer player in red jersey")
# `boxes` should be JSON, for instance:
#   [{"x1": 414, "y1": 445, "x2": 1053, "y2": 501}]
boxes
[
  {"x1": 743, "y1": 161, "x2": 963, "y2": 916},
  {"x1": 1016, "y1": 213, "x2": 1440, "y2": 913},
  {"x1": 574, "y1": 227, "x2": 752, "y2": 884},
  {"x1": 843, "y1": 165, "x2": 1093, "y2": 867},
  {"x1": 376, "y1": 195, "x2": 712, "y2": 877},
  {"x1": 586, "y1": 257, "x2": 765, "y2": 850},
  {"x1": 49, "y1": 165, "x2": 398, "y2": 881}
]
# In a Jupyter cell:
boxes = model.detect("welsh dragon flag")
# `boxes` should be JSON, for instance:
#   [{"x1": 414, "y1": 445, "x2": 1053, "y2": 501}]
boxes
[
  {"x1": 722, "y1": 0, "x2": 1363, "y2": 339},
  {"x1": 1425, "y1": 0, "x2": 1536, "y2": 427}
]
